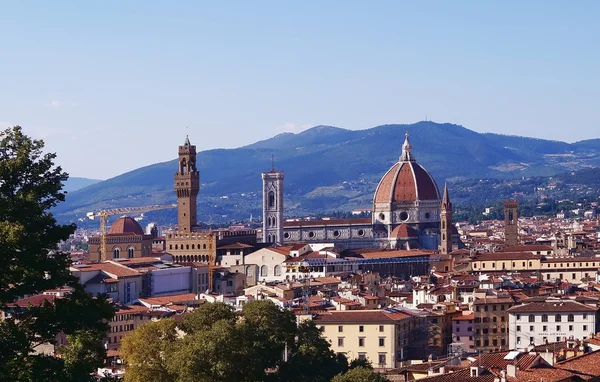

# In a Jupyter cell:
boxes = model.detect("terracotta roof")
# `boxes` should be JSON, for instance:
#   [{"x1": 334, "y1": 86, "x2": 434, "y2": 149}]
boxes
[
  {"x1": 354, "y1": 249, "x2": 432, "y2": 259},
  {"x1": 313, "y1": 309, "x2": 410, "y2": 324},
  {"x1": 71, "y1": 262, "x2": 140, "y2": 278},
  {"x1": 7, "y1": 294, "x2": 58, "y2": 307},
  {"x1": 498, "y1": 245, "x2": 554, "y2": 252},
  {"x1": 217, "y1": 242, "x2": 254, "y2": 249},
  {"x1": 389, "y1": 223, "x2": 419, "y2": 239},
  {"x1": 108, "y1": 217, "x2": 145, "y2": 236},
  {"x1": 556, "y1": 349, "x2": 600, "y2": 378},
  {"x1": 137, "y1": 293, "x2": 198, "y2": 307},
  {"x1": 507, "y1": 300, "x2": 598, "y2": 313},
  {"x1": 452, "y1": 312, "x2": 474, "y2": 321},
  {"x1": 473, "y1": 252, "x2": 540, "y2": 261}
]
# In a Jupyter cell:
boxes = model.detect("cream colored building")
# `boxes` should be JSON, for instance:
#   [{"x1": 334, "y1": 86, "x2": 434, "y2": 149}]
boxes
[
  {"x1": 470, "y1": 252, "x2": 542, "y2": 273},
  {"x1": 312, "y1": 309, "x2": 415, "y2": 369}
]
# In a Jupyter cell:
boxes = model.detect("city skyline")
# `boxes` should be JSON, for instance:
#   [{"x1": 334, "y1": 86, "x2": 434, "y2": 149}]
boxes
[{"x1": 1, "y1": 1, "x2": 599, "y2": 179}]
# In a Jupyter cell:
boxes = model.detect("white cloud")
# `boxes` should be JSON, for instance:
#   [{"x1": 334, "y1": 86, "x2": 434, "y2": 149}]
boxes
[
  {"x1": 49, "y1": 99, "x2": 65, "y2": 108},
  {"x1": 275, "y1": 122, "x2": 313, "y2": 134}
]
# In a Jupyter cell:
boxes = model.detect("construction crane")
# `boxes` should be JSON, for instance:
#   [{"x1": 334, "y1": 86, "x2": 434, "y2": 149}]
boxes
[{"x1": 87, "y1": 204, "x2": 177, "y2": 260}]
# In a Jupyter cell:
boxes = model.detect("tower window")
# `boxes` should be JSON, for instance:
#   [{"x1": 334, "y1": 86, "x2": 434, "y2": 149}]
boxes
[
  {"x1": 268, "y1": 191, "x2": 275, "y2": 208},
  {"x1": 113, "y1": 248, "x2": 120, "y2": 259},
  {"x1": 127, "y1": 247, "x2": 134, "y2": 258}
]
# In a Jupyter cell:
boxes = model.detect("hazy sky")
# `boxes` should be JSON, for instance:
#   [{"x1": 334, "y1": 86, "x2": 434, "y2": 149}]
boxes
[{"x1": 1, "y1": 1, "x2": 598, "y2": 179}]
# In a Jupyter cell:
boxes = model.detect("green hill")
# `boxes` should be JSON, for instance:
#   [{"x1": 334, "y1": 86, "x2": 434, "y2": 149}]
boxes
[{"x1": 53, "y1": 121, "x2": 600, "y2": 226}]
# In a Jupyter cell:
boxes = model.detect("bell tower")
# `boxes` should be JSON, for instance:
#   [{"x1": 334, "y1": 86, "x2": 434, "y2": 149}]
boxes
[
  {"x1": 504, "y1": 200, "x2": 519, "y2": 246},
  {"x1": 174, "y1": 135, "x2": 199, "y2": 233},
  {"x1": 440, "y1": 183, "x2": 453, "y2": 254},
  {"x1": 262, "y1": 169, "x2": 284, "y2": 244}
]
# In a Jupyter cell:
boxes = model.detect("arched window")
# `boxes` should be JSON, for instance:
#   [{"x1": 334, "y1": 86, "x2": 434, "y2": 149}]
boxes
[
  {"x1": 246, "y1": 266, "x2": 253, "y2": 276},
  {"x1": 180, "y1": 158, "x2": 187, "y2": 173},
  {"x1": 113, "y1": 248, "x2": 121, "y2": 259},
  {"x1": 541, "y1": 314, "x2": 548, "y2": 322},
  {"x1": 186, "y1": 244, "x2": 189, "y2": 250},
  {"x1": 442, "y1": 221, "x2": 446, "y2": 229},
  {"x1": 555, "y1": 314, "x2": 562, "y2": 322},
  {"x1": 175, "y1": 244, "x2": 179, "y2": 250},
  {"x1": 169, "y1": 244, "x2": 173, "y2": 250},
  {"x1": 268, "y1": 191, "x2": 275, "y2": 208},
  {"x1": 127, "y1": 247, "x2": 134, "y2": 258},
  {"x1": 203, "y1": 244, "x2": 207, "y2": 250},
  {"x1": 568, "y1": 314, "x2": 574, "y2": 322},
  {"x1": 192, "y1": 244, "x2": 195, "y2": 249},
  {"x1": 274, "y1": 265, "x2": 282, "y2": 277},
  {"x1": 529, "y1": 314, "x2": 536, "y2": 322},
  {"x1": 260, "y1": 265, "x2": 268, "y2": 277}
]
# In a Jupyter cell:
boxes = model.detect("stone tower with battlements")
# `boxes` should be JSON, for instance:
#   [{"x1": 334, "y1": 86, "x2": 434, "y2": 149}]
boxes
[
  {"x1": 440, "y1": 183, "x2": 453, "y2": 255},
  {"x1": 262, "y1": 170, "x2": 284, "y2": 244},
  {"x1": 504, "y1": 200, "x2": 519, "y2": 246},
  {"x1": 174, "y1": 135, "x2": 199, "y2": 233}
]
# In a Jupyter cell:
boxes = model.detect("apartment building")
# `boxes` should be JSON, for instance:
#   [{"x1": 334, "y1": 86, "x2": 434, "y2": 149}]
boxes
[
  {"x1": 473, "y1": 293, "x2": 515, "y2": 353},
  {"x1": 507, "y1": 299, "x2": 599, "y2": 350},
  {"x1": 312, "y1": 309, "x2": 422, "y2": 369}
]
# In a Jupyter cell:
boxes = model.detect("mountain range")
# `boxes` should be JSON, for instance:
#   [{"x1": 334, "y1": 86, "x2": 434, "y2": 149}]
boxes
[{"x1": 53, "y1": 121, "x2": 600, "y2": 226}]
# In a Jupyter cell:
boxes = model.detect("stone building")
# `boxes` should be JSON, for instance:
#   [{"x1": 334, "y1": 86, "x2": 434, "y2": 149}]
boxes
[
  {"x1": 89, "y1": 217, "x2": 153, "y2": 262},
  {"x1": 267, "y1": 133, "x2": 460, "y2": 252},
  {"x1": 165, "y1": 136, "x2": 257, "y2": 264},
  {"x1": 262, "y1": 169, "x2": 284, "y2": 244}
]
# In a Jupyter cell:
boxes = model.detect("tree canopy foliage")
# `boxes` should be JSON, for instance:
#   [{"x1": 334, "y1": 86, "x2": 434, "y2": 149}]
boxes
[
  {"x1": 0, "y1": 126, "x2": 115, "y2": 381},
  {"x1": 120, "y1": 300, "x2": 360, "y2": 382}
]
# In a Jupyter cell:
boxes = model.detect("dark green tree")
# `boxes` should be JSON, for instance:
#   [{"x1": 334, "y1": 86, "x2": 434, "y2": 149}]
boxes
[
  {"x1": 0, "y1": 126, "x2": 115, "y2": 381},
  {"x1": 179, "y1": 301, "x2": 236, "y2": 334},
  {"x1": 120, "y1": 318, "x2": 178, "y2": 382},
  {"x1": 278, "y1": 320, "x2": 345, "y2": 382},
  {"x1": 331, "y1": 367, "x2": 390, "y2": 382}
]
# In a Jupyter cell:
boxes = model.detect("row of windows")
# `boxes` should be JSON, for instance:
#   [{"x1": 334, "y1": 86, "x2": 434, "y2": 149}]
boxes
[
  {"x1": 517, "y1": 314, "x2": 584, "y2": 322},
  {"x1": 112, "y1": 247, "x2": 136, "y2": 259},
  {"x1": 169, "y1": 243, "x2": 208, "y2": 250},
  {"x1": 474, "y1": 317, "x2": 506, "y2": 323},
  {"x1": 516, "y1": 324, "x2": 586, "y2": 332},
  {"x1": 546, "y1": 273, "x2": 591, "y2": 280},
  {"x1": 546, "y1": 262, "x2": 597, "y2": 268},
  {"x1": 110, "y1": 324, "x2": 134, "y2": 333},
  {"x1": 474, "y1": 261, "x2": 533, "y2": 269},
  {"x1": 475, "y1": 328, "x2": 505, "y2": 334},
  {"x1": 337, "y1": 337, "x2": 386, "y2": 347},
  {"x1": 475, "y1": 304, "x2": 507, "y2": 311},
  {"x1": 337, "y1": 325, "x2": 386, "y2": 333},
  {"x1": 516, "y1": 335, "x2": 589, "y2": 345},
  {"x1": 475, "y1": 339, "x2": 506, "y2": 347},
  {"x1": 260, "y1": 265, "x2": 282, "y2": 277}
]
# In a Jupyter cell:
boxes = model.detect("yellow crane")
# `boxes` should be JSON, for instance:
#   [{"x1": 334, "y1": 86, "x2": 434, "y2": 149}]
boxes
[{"x1": 87, "y1": 204, "x2": 177, "y2": 260}]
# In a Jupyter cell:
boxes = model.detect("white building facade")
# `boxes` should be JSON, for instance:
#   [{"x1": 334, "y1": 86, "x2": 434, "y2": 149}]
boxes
[{"x1": 507, "y1": 299, "x2": 598, "y2": 350}]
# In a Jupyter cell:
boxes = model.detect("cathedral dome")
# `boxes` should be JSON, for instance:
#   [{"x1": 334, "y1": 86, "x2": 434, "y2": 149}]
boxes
[
  {"x1": 373, "y1": 134, "x2": 440, "y2": 204},
  {"x1": 108, "y1": 217, "x2": 145, "y2": 236}
]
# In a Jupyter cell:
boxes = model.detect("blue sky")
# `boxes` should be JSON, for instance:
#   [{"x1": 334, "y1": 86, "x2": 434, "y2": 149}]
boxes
[{"x1": 1, "y1": 1, "x2": 598, "y2": 179}]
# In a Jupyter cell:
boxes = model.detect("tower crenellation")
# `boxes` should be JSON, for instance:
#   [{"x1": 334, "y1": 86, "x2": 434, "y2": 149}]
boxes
[{"x1": 174, "y1": 135, "x2": 200, "y2": 233}]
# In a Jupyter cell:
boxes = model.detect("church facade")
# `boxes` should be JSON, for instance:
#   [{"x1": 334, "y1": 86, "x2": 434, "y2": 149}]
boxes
[{"x1": 263, "y1": 134, "x2": 456, "y2": 251}]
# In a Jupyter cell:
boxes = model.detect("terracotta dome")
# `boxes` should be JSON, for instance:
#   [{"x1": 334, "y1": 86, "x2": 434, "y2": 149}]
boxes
[
  {"x1": 390, "y1": 223, "x2": 419, "y2": 239},
  {"x1": 374, "y1": 134, "x2": 440, "y2": 204},
  {"x1": 108, "y1": 217, "x2": 145, "y2": 236}
]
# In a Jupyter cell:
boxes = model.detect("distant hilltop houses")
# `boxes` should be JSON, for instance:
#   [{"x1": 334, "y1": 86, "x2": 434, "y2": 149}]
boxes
[{"x1": 14, "y1": 131, "x2": 600, "y2": 380}]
